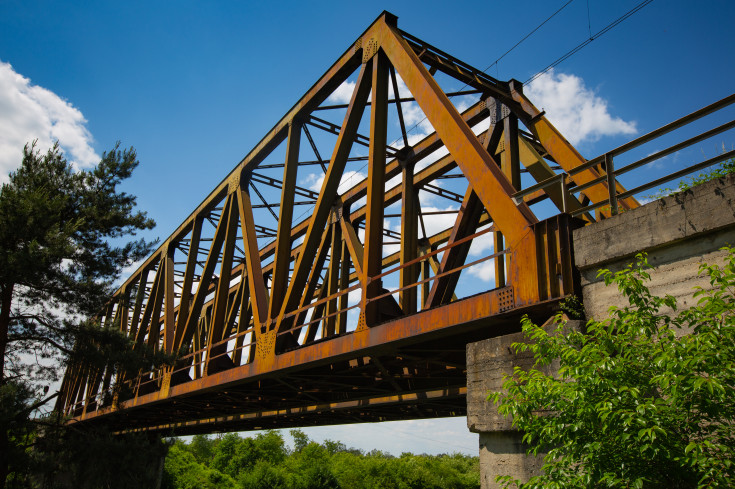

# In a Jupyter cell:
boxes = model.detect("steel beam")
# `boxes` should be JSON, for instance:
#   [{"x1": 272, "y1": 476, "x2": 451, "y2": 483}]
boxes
[
  {"x1": 377, "y1": 21, "x2": 536, "y2": 246},
  {"x1": 276, "y1": 61, "x2": 373, "y2": 335},
  {"x1": 269, "y1": 121, "x2": 302, "y2": 323},
  {"x1": 361, "y1": 51, "x2": 390, "y2": 327}
]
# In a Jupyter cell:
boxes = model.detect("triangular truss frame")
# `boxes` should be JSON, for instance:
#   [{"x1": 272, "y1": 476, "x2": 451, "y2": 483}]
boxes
[{"x1": 58, "y1": 12, "x2": 636, "y2": 432}]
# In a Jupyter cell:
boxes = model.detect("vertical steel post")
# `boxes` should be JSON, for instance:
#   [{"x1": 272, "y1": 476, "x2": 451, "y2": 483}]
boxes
[
  {"x1": 605, "y1": 153, "x2": 618, "y2": 215},
  {"x1": 270, "y1": 120, "x2": 302, "y2": 322},
  {"x1": 337, "y1": 239, "x2": 350, "y2": 333},
  {"x1": 276, "y1": 61, "x2": 372, "y2": 335},
  {"x1": 238, "y1": 183, "x2": 270, "y2": 332},
  {"x1": 361, "y1": 51, "x2": 389, "y2": 327},
  {"x1": 325, "y1": 220, "x2": 342, "y2": 336},
  {"x1": 163, "y1": 243, "x2": 175, "y2": 354},
  {"x1": 400, "y1": 160, "x2": 418, "y2": 314}
]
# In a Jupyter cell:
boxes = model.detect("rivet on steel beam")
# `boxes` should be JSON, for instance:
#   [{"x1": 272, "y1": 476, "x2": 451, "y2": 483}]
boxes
[
  {"x1": 228, "y1": 171, "x2": 242, "y2": 194},
  {"x1": 362, "y1": 38, "x2": 378, "y2": 64},
  {"x1": 329, "y1": 206, "x2": 343, "y2": 225},
  {"x1": 486, "y1": 97, "x2": 509, "y2": 125}
]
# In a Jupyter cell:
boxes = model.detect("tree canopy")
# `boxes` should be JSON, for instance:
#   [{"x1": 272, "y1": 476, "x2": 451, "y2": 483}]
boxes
[
  {"x1": 490, "y1": 249, "x2": 735, "y2": 488},
  {"x1": 0, "y1": 141, "x2": 155, "y2": 382},
  {"x1": 162, "y1": 430, "x2": 480, "y2": 489},
  {"x1": 0, "y1": 141, "x2": 157, "y2": 487}
]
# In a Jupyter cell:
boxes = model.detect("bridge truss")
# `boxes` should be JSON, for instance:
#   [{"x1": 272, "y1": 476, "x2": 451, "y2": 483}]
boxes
[{"x1": 57, "y1": 12, "x2": 637, "y2": 434}]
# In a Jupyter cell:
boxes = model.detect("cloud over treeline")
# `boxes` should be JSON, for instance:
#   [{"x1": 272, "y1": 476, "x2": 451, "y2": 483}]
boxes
[{"x1": 0, "y1": 61, "x2": 99, "y2": 183}]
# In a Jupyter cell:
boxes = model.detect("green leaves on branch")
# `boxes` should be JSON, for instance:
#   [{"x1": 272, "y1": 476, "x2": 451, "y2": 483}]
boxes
[
  {"x1": 646, "y1": 154, "x2": 735, "y2": 200},
  {"x1": 489, "y1": 248, "x2": 735, "y2": 488},
  {"x1": 0, "y1": 140, "x2": 157, "y2": 385}
]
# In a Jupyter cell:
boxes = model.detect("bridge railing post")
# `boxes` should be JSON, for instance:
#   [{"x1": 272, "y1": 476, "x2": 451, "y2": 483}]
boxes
[{"x1": 604, "y1": 153, "x2": 619, "y2": 215}]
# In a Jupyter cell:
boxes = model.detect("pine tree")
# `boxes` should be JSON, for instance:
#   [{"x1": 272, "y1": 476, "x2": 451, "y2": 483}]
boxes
[{"x1": 0, "y1": 141, "x2": 157, "y2": 487}]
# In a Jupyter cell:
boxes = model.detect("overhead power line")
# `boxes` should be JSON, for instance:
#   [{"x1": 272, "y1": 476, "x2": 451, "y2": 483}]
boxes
[
  {"x1": 394, "y1": 0, "x2": 577, "y2": 144},
  {"x1": 484, "y1": 0, "x2": 576, "y2": 76},
  {"x1": 524, "y1": 0, "x2": 654, "y2": 85},
  {"x1": 326, "y1": 0, "x2": 655, "y2": 197},
  {"x1": 395, "y1": 0, "x2": 653, "y2": 146}
]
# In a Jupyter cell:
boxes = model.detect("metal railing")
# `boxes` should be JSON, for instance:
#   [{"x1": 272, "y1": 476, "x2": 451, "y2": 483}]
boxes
[{"x1": 514, "y1": 93, "x2": 735, "y2": 218}]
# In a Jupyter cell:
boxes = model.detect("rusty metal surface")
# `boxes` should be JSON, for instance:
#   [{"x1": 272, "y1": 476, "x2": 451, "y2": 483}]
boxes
[{"x1": 57, "y1": 11, "x2": 624, "y2": 434}]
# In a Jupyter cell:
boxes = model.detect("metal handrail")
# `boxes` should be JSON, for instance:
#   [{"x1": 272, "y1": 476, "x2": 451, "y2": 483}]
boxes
[
  {"x1": 514, "y1": 93, "x2": 735, "y2": 220},
  {"x1": 569, "y1": 93, "x2": 735, "y2": 176}
]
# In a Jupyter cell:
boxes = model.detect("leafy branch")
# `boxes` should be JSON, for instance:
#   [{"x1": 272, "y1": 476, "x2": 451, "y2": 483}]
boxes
[{"x1": 489, "y1": 248, "x2": 735, "y2": 488}]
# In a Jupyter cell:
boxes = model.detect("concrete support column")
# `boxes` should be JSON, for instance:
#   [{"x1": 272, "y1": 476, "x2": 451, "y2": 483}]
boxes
[
  {"x1": 467, "y1": 321, "x2": 582, "y2": 488},
  {"x1": 479, "y1": 431, "x2": 543, "y2": 488}
]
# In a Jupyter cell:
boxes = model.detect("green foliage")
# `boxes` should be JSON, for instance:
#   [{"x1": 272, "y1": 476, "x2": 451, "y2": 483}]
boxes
[
  {"x1": 0, "y1": 141, "x2": 156, "y2": 384},
  {"x1": 162, "y1": 430, "x2": 480, "y2": 489},
  {"x1": 0, "y1": 141, "x2": 157, "y2": 488},
  {"x1": 189, "y1": 434, "x2": 216, "y2": 464},
  {"x1": 489, "y1": 249, "x2": 735, "y2": 488},
  {"x1": 290, "y1": 429, "x2": 309, "y2": 453},
  {"x1": 558, "y1": 294, "x2": 585, "y2": 320},
  {"x1": 163, "y1": 441, "x2": 237, "y2": 489}
]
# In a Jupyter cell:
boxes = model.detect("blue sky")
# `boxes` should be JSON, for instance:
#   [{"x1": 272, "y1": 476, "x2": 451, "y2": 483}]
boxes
[{"x1": 2, "y1": 0, "x2": 734, "y2": 455}]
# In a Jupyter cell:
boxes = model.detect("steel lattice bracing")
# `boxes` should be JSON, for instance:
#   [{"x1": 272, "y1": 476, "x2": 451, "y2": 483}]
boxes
[{"x1": 57, "y1": 12, "x2": 637, "y2": 434}]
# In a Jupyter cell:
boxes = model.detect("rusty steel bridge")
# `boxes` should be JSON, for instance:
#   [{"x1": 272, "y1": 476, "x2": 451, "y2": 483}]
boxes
[{"x1": 57, "y1": 12, "x2": 735, "y2": 435}]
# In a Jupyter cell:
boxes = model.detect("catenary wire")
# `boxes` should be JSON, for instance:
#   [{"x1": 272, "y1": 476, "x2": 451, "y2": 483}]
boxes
[
  {"x1": 524, "y1": 0, "x2": 654, "y2": 85},
  {"x1": 396, "y1": 0, "x2": 654, "y2": 147},
  {"x1": 329, "y1": 1, "x2": 580, "y2": 199}
]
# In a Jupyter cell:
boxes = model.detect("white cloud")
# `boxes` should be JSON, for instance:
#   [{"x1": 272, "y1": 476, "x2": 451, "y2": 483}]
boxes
[
  {"x1": 467, "y1": 260, "x2": 495, "y2": 282},
  {"x1": 452, "y1": 95, "x2": 474, "y2": 114},
  {"x1": 116, "y1": 259, "x2": 144, "y2": 287},
  {"x1": 329, "y1": 76, "x2": 438, "y2": 153},
  {"x1": 468, "y1": 228, "x2": 494, "y2": 256},
  {"x1": 419, "y1": 205, "x2": 459, "y2": 237},
  {"x1": 389, "y1": 74, "x2": 411, "y2": 100},
  {"x1": 386, "y1": 173, "x2": 402, "y2": 193},
  {"x1": 400, "y1": 101, "x2": 434, "y2": 141},
  {"x1": 328, "y1": 74, "x2": 412, "y2": 105},
  {"x1": 327, "y1": 80, "x2": 356, "y2": 104},
  {"x1": 304, "y1": 169, "x2": 367, "y2": 196},
  {"x1": 347, "y1": 288, "x2": 361, "y2": 305},
  {"x1": 526, "y1": 69, "x2": 636, "y2": 145},
  {"x1": 0, "y1": 61, "x2": 99, "y2": 183},
  {"x1": 389, "y1": 74, "x2": 436, "y2": 146}
]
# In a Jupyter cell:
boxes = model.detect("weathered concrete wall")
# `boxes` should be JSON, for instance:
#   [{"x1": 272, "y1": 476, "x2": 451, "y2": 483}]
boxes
[
  {"x1": 476, "y1": 432, "x2": 544, "y2": 489},
  {"x1": 574, "y1": 173, "x2": 735, "y2": 320},
  {"x1": 466, "y1": 321, "x2": 582, "y2": 488}
]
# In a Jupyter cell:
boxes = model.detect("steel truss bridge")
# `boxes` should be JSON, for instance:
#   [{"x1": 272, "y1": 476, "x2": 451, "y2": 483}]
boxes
[{"x1": 57, "y1": 12, "x2": 735, "y2": 435}]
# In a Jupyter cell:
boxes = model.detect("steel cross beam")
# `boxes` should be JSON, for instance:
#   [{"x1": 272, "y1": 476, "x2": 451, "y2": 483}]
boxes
[{"x1": 57, "y1": 11, "x2": 624, "y2": 433}]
